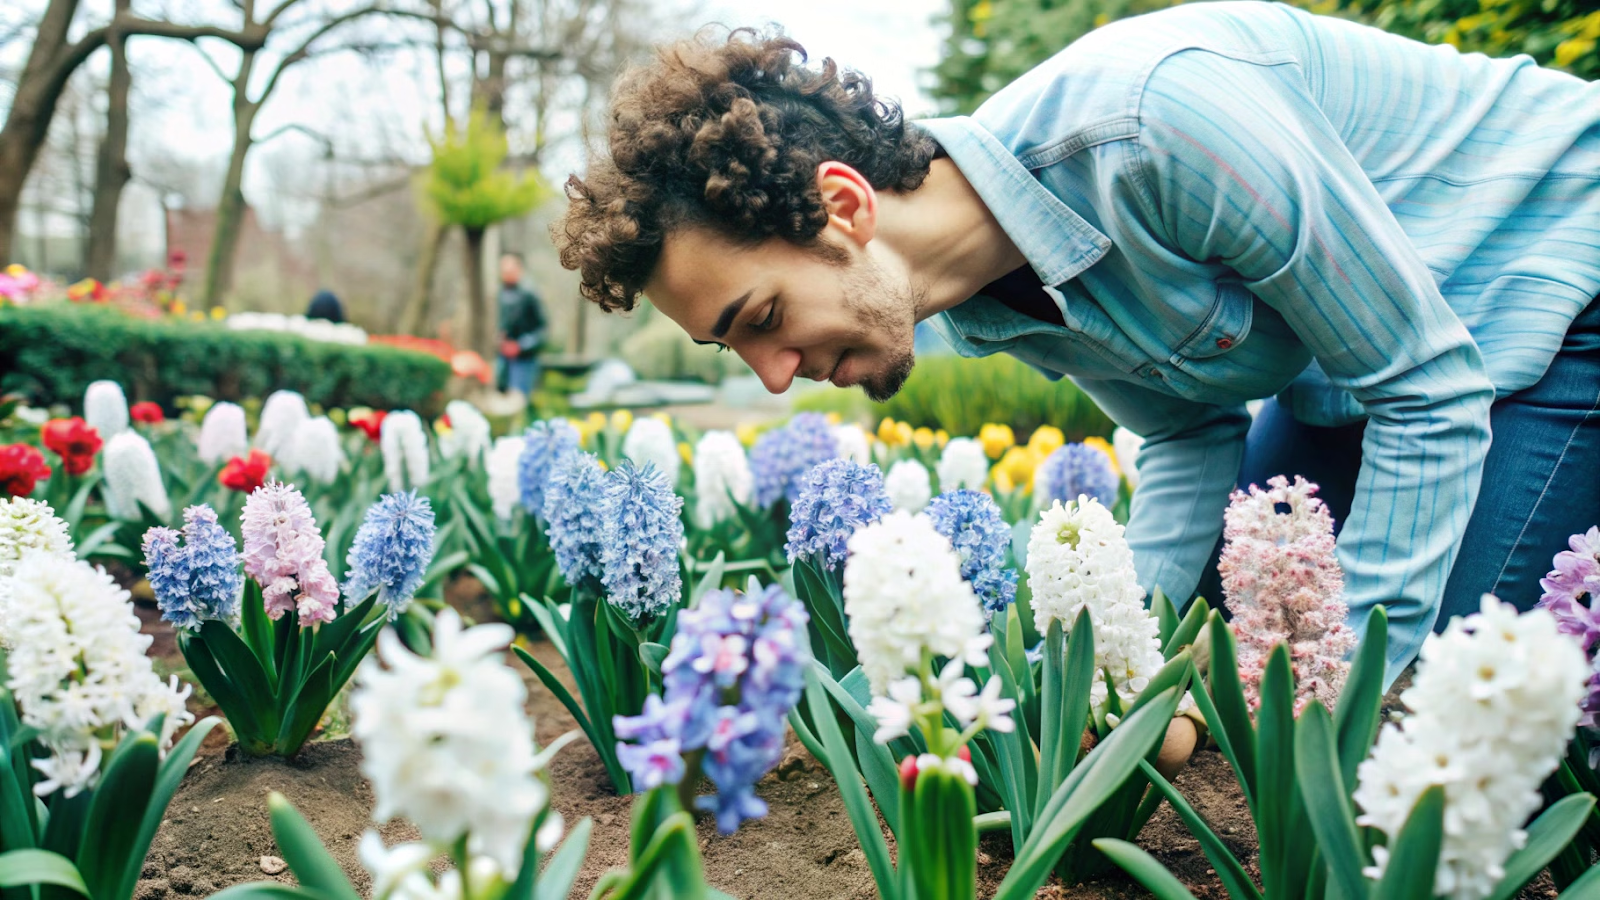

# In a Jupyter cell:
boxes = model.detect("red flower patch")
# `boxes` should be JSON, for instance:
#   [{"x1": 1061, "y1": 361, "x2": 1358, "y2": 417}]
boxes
[
  {"x1": 41, "y1": 417, "x2": 103, "y2": 475},
  {"x1": 220, "y1": 449, "x2": 273, "y2": 494},
  {"x1": 0, "y1": 444, "x2": 51, "y2": 497}
]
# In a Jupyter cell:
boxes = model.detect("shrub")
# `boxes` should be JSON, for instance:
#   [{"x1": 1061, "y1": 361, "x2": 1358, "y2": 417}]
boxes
[
  {"x1": 795, "y1": 353, "x2": 1114, "y2": 440},
  {"x1": 0, "y1": 305, "x2": 452, "y2": 414}
]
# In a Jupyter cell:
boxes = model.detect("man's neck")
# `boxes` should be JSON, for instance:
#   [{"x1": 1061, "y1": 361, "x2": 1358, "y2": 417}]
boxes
[{"x1": 874, "y1": 157, "x2": 1028, "y2": 320}]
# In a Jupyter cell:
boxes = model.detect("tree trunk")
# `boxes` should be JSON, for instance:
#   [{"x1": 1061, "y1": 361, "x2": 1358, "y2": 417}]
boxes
[
  {"x1": 462, "y1": 224, "x2": 491, "y2": 357},
  {"x1": 201, "y1": 57, "x2": 258, "y2": 310},
  {"x1": 85, "y1": 0, "x2": 132, "y2": 281},
  {"x1": 0, "y1": 0, "x2": 84, "y2": 263},
  {"x1": 398, "y1": 217, "x2": 447, "y2": 335}
]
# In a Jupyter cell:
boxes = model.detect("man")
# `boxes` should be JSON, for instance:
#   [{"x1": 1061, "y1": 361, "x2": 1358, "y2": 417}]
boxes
[
  {"x1": 553, "y1": 3, "x2": 1600, "y2": 684},
  {"x1": 497, "y1": 251, "x2": 548, "y2": 398}
]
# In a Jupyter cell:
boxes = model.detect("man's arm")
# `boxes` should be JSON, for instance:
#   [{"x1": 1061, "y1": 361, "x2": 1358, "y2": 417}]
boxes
[
  {"x1": 1135, "y1": 51, "x2": 1495, "y2": 682},
  {"x1": 515, "y1": 288, "x2": 547, "y2": 353}
]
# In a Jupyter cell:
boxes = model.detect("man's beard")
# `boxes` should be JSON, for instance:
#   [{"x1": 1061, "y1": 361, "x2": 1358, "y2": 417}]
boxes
[{"x1": 843, "y1": 258, "x2": 921, "y2": 403}]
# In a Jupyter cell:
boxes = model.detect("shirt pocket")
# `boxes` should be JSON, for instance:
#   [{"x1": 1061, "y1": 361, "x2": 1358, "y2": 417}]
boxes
[{"x1": 1170, "y1": 281, "x2": 1254, "y2": 366}]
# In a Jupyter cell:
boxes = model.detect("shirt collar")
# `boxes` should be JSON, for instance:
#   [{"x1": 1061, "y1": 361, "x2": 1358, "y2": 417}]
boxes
[{"x1": 913, "y1": 116, "x2": 1111, "y2": 354}]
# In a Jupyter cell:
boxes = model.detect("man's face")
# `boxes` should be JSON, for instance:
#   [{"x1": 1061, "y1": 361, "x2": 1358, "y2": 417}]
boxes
[
  {"x1": 499, "y1": 255, "x2": 523, "y2": 285},
  {"x1": 645, "y1": 226, "x2": 919, "y2": 401}
]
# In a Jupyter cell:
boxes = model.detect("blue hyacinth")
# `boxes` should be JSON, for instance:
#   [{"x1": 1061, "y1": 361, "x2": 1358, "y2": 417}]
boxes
[
  {"x1": 517, "y1": 419, "x2": 581, "y2": 521},
  {"x1": 926, "y1": 489, "x2": 1019, "y2": 616},
  {"x1": 614, "y1": 584, "x2": 809, "y2": 832},
  {"x1": 1037, "y1": 442, "x2": 1121, "y2": 507},
  {"x1": 544, "y1": 451, "x2": 608, "y2": 589},
  {"x1": 141, "y1": 504, "x2": 243, "y2": 629},
  {"x1": 748, "y1": 413, "x2": 839, "y2": 508},
  {"x1": 599, "y1": 461, "x2": 684, "y2": 621},
  {"x1": 342, "y1": 491, "x2": 437, "y2": 614},
  {"x1": 784, "y1": 458, "x2": 893, "y2": 570}
]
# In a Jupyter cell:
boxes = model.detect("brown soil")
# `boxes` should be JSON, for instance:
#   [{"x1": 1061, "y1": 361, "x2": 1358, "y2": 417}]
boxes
[{"x1": 126, "y1": 578, "x2": 1557, "y2": 900}]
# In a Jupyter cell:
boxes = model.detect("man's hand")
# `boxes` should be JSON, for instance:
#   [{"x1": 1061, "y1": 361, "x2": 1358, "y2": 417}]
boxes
[{"x1": 499, "y1": 338, "x2": 521, "y2": 358}]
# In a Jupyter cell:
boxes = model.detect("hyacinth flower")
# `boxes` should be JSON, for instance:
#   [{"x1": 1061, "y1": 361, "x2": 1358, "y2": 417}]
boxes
[
  {"x1": 1034, "y1": 441, "x2": 1121, "y2": 509},
  {"x1": 0, "y1": 544, "x2": 219, "y2": 900},
  {"x1": 748, "y1": 411, "x2": 838, "y2": 509},
  {"x1": 783, "y1": 458, "x2": 892, "y2": 678},
  {"x1": 926, "y1": 489, "x2": 1018, "y2": 619},
  {"x1": 797, "y1": 510, "x2": 1186, "y2": 900},
  {"x1": 520, "y1": 458, "x2": 686, "y2": 793},
  {"x1": 1535, "y1": 524, "x2": 1600, "y2": 885}
]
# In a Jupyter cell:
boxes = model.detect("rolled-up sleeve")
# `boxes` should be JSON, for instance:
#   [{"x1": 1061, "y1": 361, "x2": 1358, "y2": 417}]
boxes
[{"x1": 1133, "y1": 51, "x2": 1495, "y2": 682}]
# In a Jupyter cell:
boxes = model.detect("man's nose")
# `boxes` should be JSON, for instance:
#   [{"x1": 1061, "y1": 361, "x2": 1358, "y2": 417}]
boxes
[{"x1": 743, "y1": 346, "x2": 803, "y2": 394}]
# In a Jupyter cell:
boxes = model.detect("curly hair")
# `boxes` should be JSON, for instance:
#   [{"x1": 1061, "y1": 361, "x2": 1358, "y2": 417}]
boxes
[{"x1": 553, "y1": 29, "x2": 939, "y2": 312}]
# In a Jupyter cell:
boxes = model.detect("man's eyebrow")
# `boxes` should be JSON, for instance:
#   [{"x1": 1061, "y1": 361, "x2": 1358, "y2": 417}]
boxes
[{"x1": 710, "y1": 290, "x2": 753, "y2": 340}]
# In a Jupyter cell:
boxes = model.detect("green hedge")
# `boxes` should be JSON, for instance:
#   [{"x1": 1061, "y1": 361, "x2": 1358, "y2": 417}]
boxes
[
  {"x1": 0, "y1": 305, "x2": 452, "y2": 414},
  {"x1": 794, "y1": 352, "x2": 1114, "y2": 440}
]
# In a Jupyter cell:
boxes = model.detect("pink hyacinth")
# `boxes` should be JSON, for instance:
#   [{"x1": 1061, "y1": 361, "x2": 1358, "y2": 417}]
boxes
[
  {"x1": 1537, "y1": 525, "x2": 1600, "y2": 727},
  {"x1": 240, "y1": 481, "x2": 340, "y2": 624},
  {"x1": 1218, "y1": 475, "x2": 1356, "y2": 714}
]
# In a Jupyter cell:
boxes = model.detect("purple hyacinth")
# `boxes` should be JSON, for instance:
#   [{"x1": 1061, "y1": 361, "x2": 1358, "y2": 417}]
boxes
[
  {"x1": 1538, "y1": 525, "x2": 1600, "y2": 726},
  {"x1": 926, "y1": 489, "x2": 1019, "y2": 616},
  {"x1": 784, "y1": 458, "x2": 893, "y2": 570},
  {"x1": 1037, "y1": 442, "x2": 1121, "y2": 507},
  {"x1": 141, "y1": 505, "x2": 243, "y2": 630},
  {"x1": 613, "y1": 584, "x2": 810, "y2": 832},
  {"x1": 748, "y1": 413, "x2": 839, "y2": 508}
]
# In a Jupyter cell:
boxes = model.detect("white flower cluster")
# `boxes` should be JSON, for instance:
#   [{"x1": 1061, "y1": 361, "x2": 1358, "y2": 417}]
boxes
[
  {"x1": 0, "y1": 498, "x2": 73, "y2": 639},
  {"x1": 84, "y1": 380, "x2": 129, "y2": 440},
  {"x1": 255, "y1": 390, "x2": 310, "y2": 458},
  {"x1": 1026, "y1": 497, "x2": 1164, "y2": 710},
  {"x1": 227, "y1": 311, "x2": 368, "y2": 345},
  {"x1": 883, "y1": 459, "x2": 932, "y2": 513},
  {"x1": 0, "y1": 550, "x2": 193, "y2": 797},
  {"x1": 381, "y1": 410, "x2": 430, "y2": 492},
  {"x1": 1112, "y1": 427, "x2": 1144, "y2": 489},
  {"x1": 485, "y1": 435, "x2": 526, "y2": 521},
  {"x1": 622, "y1": 416, "x2": 680, "y2": 487},
  {"x1": 351, "y1": 608, "x2": 557, "y2": 877},
  {"x1": 844, "y1": 511, "x2": 989, "y2": 694},
  {"x1": 1352, "y1": 596, "x2": 1587, "y2": 900},
  {"x1": 280, "y1": 416, "x2": 345, "y2": 485},
  {"x1": 197, "y1": 401, "x2": 249, "y2": 463},
  {"x1": 103, "y1": 432, "x2": 172, "y2": 520},
  {"x1": 936, "y1": 437, "x2": 988, "y2": 492},
  {"x1": 832, "y1": 424, "x2": 871, "y2": 465},
  {"x1": 692, "y1": 430, "x2": 752, "y2": 529},
  {"x1": 438, "y1": 401, "x2": 492, "y2": 468}
]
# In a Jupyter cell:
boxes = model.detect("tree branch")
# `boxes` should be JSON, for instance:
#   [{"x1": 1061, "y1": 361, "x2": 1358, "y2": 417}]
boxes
[
  {"x1": 54, "y1": 14, "x2": 267, "y2": 89},
  {"x1": 263, "y1": 0, "x2": 309, "y2": 29},
  {"x1": 255, "y1": 5, "x2": 438, "y2": 103},
  {"x1": 253, "y1": 121, "x2": 332, "y2": 153},
  {"x1": 187, "y1": 42, "x2": 234, "y2": 84}
]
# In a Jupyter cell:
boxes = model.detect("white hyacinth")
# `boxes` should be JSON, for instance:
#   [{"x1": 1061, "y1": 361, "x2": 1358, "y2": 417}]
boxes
[
  {"x1": 102, "y1": 432, "x2": 171, "y2": 521},
  {"x1": 352, "y1": 608, "x2": 557, "y2": 875},
  {"x1": 1027, "y1": 497, "x2": 1163, "y2": 709},
  {"x1": 380, "y1": 410, "x2": 430, "y2": 492},
  {"x1": 279, "y1": 416, "x2": 345, "y2": 485},
  {"x1": 936, "y1": 437, "x2": 989, "y2": 492},
  {"x1": 693, "y1": 430, "x2": 753, "y2": 529},
  {"x1": 622, "y1": 416, "x2": 680, "y2": 487},
  {"x1": 439, "y1": 400, "x2": 492, "y2": 468},
  {"x1": 843, "y1": 511, "x2": 988, "y2": 694},
  {"x1": 196, "y1": 401, "x2": 249, "y2": 464},
  {"x1": 1112, "y1": 427, "x2": 1144, "y2": 489},
  {"x1": 0, "y1": 497, "x2": 72, "y2": 577},
  {"x1": 883, "y1": 459, "x2": 932, "y2": 513},
  {"x1": 1353, "y1": 596, "x2": 1587, "y2": 900},
  {"x1": 832, "y1": 424, "x2": 871, "y2": 465},
  {"x1": 83, "y1": 380, "x2": 129, "y2": 440},
  {"x1": 485, "y1": 436, "x2": 526, "y2": 521},
  {"x1": 255, "y1": 390, "x2": 310, "y2": 458},
  {"x1": 0, "y1": 551, "x2": 193, "y2": 797}
]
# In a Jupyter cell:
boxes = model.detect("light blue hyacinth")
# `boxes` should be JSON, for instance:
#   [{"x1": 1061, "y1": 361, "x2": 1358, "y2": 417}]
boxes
[
  {"x1": 925, "y1": 489, "x2": 1018, "y2": 616},
  {"x1": 599, "y1": 460, "x2": 684, "y2": 621},
  {"x1": 784, "y1": 458, "x2": 893, "y2": 570},
  {"x1": 342, "y1": 491, "x2": 437, "y2": 614},
  {"x1": 748, "y1": 413, "x2": 838, "y2": 508},
  {"x1": 517, "y1": 419, "x2": 581, "y2": 522},
  {"x1": 141, "y1": 505, "x2": 243, "y2": 629},
  {"x1": 1037, "y1": 442, "x2": 1121, "y2": 508},
  {"x1": 544, "y1": 451, "x2": 608, "y2": 589}
]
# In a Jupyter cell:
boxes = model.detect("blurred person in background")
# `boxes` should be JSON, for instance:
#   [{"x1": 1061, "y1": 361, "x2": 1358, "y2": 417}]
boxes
[{"x1": 497, "y1": 251, "x2": 548, "y2": 399}]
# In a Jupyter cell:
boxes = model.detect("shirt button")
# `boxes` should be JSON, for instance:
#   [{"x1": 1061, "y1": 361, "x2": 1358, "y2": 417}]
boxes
[{"x1": 1216, "y1": 337, "x2": 1234, "y2": 350}]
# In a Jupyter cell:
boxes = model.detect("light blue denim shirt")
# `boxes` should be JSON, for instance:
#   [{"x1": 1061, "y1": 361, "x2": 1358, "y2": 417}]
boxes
[{"x1": 918, "y1": 0, "x2": 1600, "y2": 682}]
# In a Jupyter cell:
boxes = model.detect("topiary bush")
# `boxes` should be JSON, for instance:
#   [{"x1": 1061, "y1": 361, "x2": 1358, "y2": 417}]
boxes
[{"x1": 0, "y1": 305, "x2": 452, "y2": 414}]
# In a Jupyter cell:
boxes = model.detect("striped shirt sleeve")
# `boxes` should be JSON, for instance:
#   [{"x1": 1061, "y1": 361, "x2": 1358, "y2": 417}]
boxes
[{"x1": 1132, "y1": 49, "x2": 1496, "y2": 681}]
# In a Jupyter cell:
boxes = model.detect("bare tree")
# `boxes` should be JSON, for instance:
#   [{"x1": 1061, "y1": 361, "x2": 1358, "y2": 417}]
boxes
[{"x1": 85, "y1": 0, "x2": 131, "y2": 280}]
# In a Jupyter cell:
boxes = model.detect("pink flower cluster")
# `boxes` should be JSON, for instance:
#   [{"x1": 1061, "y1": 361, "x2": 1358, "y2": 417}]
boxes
[
  {"x1": 241, "y1": 481, "x2": 340, "y2": 624},
  {"x1": 1218, "y1": 475, "x2": 1356, "y2": 713},
  {"x1": 1537, "y1": 526, "x2": 1600, "y2": 726}
]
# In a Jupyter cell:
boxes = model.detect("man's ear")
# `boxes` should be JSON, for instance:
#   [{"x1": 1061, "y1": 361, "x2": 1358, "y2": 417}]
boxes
[{"x1": 816, "y1": 161, "x2": 877, "y2": 246}]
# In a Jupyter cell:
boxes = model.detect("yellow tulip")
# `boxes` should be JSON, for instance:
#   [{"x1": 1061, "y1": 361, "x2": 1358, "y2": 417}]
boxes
[
  {"x1": 586, "y1": 411, "x2": 608, "y2": 433},
  {"x1": 652, "y1": 411, "x2": 673, "y2": 427},
  {"x1": 978, "y1": 423, "x2": 1015, "y2": 459},
  {"x1": 736, "y1": 423, "x2": 761, "y2": 447},
  {"x1": 993, "y1": 446, "x2": 1041, "y2": 491},
  {"x1": 678, "y1": 442, "x2": 693, "y2": 465},
  {"x1": 992, "y1": 470, "x2": 1016, "y2": 493},
  {"x1": 876, "y1": 417, "x2": 901, "y2": 445},
  {"x1": 935, "y1": 429, "x2": 949, "y2": 448},
  {"x1": 824, "y1": 411, "x2": 842, "y2": 426},
  {"x1": 913, "y1": 427, "x2": 935, "y2": 449},
  {"x1": 610, "y1": 409, "x2": 634, "y2": 433},
  {"x1": 208, "y1": 305, "x2": 227, "y2": 320},
  {"x1": 1027, "y1": 425, "x2": 1065, "y2": 456},
  {"x1": 1081, "y1": 436, "x2": 1120, "y2": 475}
]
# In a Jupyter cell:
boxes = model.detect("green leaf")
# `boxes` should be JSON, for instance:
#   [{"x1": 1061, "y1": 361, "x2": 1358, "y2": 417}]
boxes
[
  {"x1": 0, "y1": 851, "x2": 87, "y2": 895},
  {"x1": 1138, "y1": 760, "x2": 1260, "y2": 900},
  {"x1": 264, "y1": 794, "x2": 359, "y2": 900},
  {"x1": 1489, "y1": 793, "x2": 1596, "y2": 900},
  {"x1": 532, "y1": 817, "x2": 592, "y2": 900},
  {"x1": 206, "y1": 884, "x2": 338, "y2": 900},
  {"x1": 638, "y1": 642, "x2": 669, "y2": 676},
  {"x1": 78, "y1": 733, "x2": 158, "y2": 900},
  {"x1": 512, "y1": 647, "x2": 627, "y2": 794},
  {"x1": 1204, "y1": 614, "x2": 1257, "y2": 810},
  {"x1": 1560, "y1": 857, "x2": 1600, "y2": 899},
  {"x1": 1293, "y1": 703, "x2": 1366, "y2": 900},
  {"x1": 1333, "y1": 605, "x2": 1387, "y2": 790},
  {"x1": 0, "y1": 686, "x2": 40, "y2": 851},
  {"x1": 74, "y1": 522, "x2": 123, "y2": 561},
  {"x1": 126, "y1": 717, "x2": 220, "y2": 900},
  {"x1": 690, "y1": 552, "x2": 726, "y2": 604},
  {"x1": 1374, "y1": 784, "x2": 1444, "y2": 900},
  {"x1": 274, "y1": 655, "x2": 336, "y2": 756},
  {"x1": 815, "y1": 663, "x2": 901, "y2": 833},
  {"x1": 801, "y1": 672, "x2": 900, "y2": 900},
  {"x1": 1255, "y1": 645, "x2": 1296, "y2": 897},
  {"x1": 1153, "y1": 588, "x2": 1179, "y2": 647},
  {"x1": 240, "y1": 581, "x2": 276, "y2": 688},
  {"x1": 605, "y1": 811, "x2": 706, "y2": 900},
  {"x1": 199, "y1": 621, "x2": 280, "y2": 741},
  {"x1": 1164, "y1": 596, "x2": 1210, "y2": 660},
  {"x1": 1091, "y1": 839, "x2": 1201, "y2": 900}
]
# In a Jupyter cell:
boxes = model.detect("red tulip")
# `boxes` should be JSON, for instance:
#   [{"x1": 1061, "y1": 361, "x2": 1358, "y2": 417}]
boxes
[
  {"x1": 219, "y1": 449, "x2": 273, "y2": 494},
  {"x1": 0, "y1": 444, "x2": 51, "y2": 497},
  {"x1": 350, "y1": 410, "x2": 387, "y2": 442},
  {"x1": 130, "y1": 401, "x2": 165, "y2": 424},
  {"x1": 41, "y1": 417, "x2": 102, "y2": 475}
]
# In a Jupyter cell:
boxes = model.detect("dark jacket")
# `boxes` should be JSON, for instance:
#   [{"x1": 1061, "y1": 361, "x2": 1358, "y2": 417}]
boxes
[{"x1": 498, "y1": 283, "x2": 547, "y2": 358}]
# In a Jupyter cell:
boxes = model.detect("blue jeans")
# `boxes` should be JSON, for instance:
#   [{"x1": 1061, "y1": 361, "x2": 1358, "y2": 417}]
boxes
[
  {"x1": 1196, "y1": 296, "x2": 1600, "y2": 634},
  {"x1": 501, "y1": 355, "x2": 542, "y2": 396}
]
